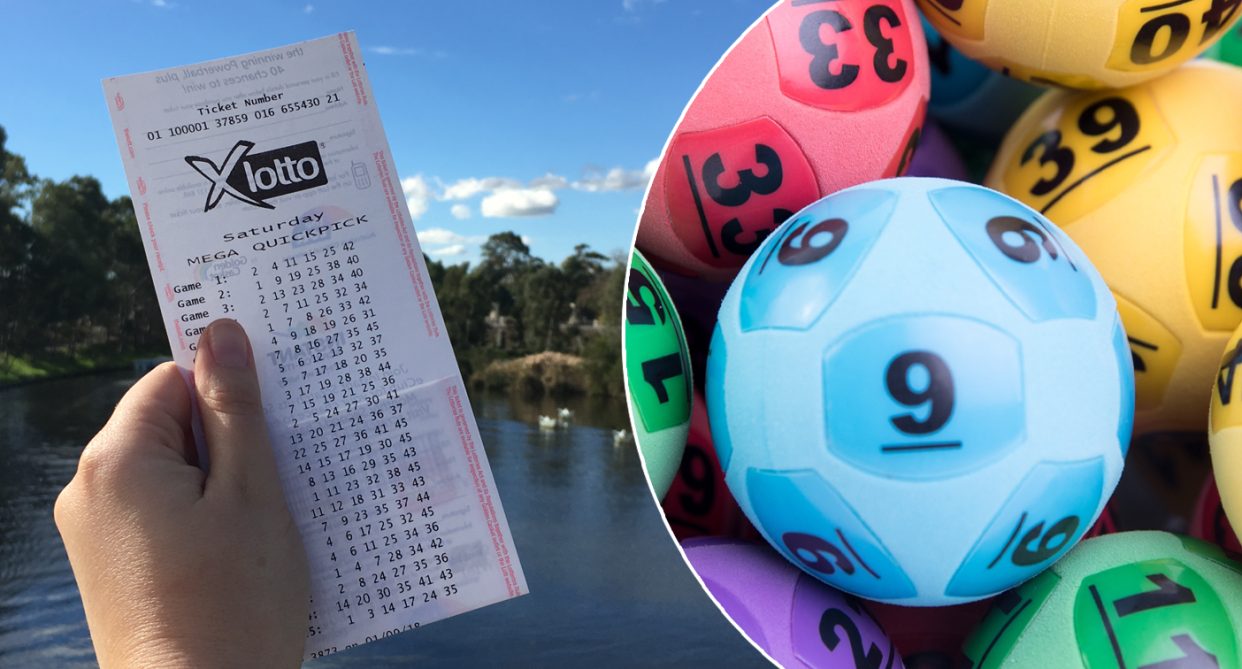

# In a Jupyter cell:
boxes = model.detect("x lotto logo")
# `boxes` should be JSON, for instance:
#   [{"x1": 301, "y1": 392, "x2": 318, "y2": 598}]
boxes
[{"x1": 185, "y1": 140, "x2": 328, "y2": 212}]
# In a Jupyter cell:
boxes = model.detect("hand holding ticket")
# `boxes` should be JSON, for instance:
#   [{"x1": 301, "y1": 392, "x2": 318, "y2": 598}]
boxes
[{"x1": 94, "y1": 32, "x2": 526, "y2": 661}]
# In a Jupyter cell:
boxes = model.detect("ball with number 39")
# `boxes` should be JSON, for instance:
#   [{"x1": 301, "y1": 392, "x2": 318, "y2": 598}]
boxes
[
  {"x1": 637, "y1": 0, "x2": 929, "y2": 283},
  {"x1": 988, "y1": 61, "x2": 1242, "y2": 436},
  {"x1": 916, "y1": 0, "x2": 1242, "y2": 89},
  {"x1": 708, "y1": 177, "x2": 1132, "y2": 605},
  {"x1": 959, "y1": 531, "x2": 1242, "y2": 669}
]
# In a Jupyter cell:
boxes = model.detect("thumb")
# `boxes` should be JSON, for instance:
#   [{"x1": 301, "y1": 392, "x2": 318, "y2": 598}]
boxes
[{"x1": 195, "y1": 319, "x2": 282, "y2": 504}]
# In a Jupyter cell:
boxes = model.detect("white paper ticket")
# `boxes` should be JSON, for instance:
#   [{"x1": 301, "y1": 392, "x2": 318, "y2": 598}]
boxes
[{"x1": 102, "y1": 32, "x2": 526, "y2": 660}]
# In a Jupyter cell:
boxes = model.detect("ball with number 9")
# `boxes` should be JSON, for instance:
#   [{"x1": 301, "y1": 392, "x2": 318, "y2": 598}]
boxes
[
  {"x1": 637, "y1": 0, "x2": 929, "y2": 283},
  {"x1": 987, "y1": 61, "x2": 1242, "y2": 437},
  {"x1": 708, "y1": 177, "x2": 1132, "y2": 605},
  {"x1": 959, "y1": 531, "x2": 1242, "y2": 669},
  {"x1": 916, "y1": 0, "x2": 1242, "y2": 89}
]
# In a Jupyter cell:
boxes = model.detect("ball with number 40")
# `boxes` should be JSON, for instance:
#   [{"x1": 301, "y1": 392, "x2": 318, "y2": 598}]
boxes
[
  {"x1": 707, "y1": 178, "x2": 1132, "y2": 606},
  {"x1": 637, "y1": 0, "x2": 929, "y2": 283},
  {"x1": 916, "y1": 0, "x2": 1242, "y2": 89},
  {"x1": 988, "y1": 61, "x2": 1242, "y2": 436},
  {"x1": 959, "y1": 531, "x2": 1242, "y2": 669}
]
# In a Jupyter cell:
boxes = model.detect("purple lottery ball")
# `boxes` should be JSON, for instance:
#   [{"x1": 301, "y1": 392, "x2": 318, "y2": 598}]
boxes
[
  {"x1": 683, "y1": 537, "x2": 904, "y2": 669},
  {"x1": 905, "y1": 121, "x2": 969, "y2": 183}
]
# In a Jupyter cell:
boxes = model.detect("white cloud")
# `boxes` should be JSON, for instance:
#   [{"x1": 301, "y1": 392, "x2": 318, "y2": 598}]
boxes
[
  {"x1": 430, "y1": 245, "x2": 469, "y2": 257},
  {"x1": 401, "y1": 175, "x2": 433, "y2": 220},
  {"x1": 450, "y1": 204, "x2": 472, "y2": 220},
  {"x1": 528, "y1": 174, "x2": 568, "y2": 191},
  {"x1": 572, "y1": 159, "x2": 657, "y2": 192},
  {"x1": 481, "y1": 189, "x2": 559, "y2": 217},
  {"x1": 417, "y1": 228, "x2": 485, "y2": 245},
  {"x1": 622, "y1": 0, "x2": 666, "y2": 11},
  {"x1": 304, "y1": 4, "x2": 313, "y2": 12},
  {"x1": 370, "y1": 46, "x2": 421, "y2": 56},
  {"x1": 442, "y1": 177, "x2": 522, "y2": 201}
]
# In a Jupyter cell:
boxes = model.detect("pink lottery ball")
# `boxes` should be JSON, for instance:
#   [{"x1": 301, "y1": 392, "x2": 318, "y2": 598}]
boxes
[
  {"x1": 683, "y1": 537, "x2": 904, "y2": 668},
  {"x1": 637, "y1": 0, "x2": 929, "y2": 282}
]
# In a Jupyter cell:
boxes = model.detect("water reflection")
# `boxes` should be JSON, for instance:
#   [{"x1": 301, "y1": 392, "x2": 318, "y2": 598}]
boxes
[{"x1": 0, "y1": 373, "x2": 766, "y2": 668}]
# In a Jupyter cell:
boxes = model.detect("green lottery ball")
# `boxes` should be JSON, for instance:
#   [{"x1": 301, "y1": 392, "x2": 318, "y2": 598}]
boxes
[
  {"x1": 961, "y1": 531, "x2": 1242, "y2": 668},
  {"x1": 625, "y1": 250, "x2": 692, "y2": 498}
]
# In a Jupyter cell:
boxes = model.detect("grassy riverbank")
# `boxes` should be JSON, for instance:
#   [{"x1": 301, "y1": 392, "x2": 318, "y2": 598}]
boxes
[{"x1": 0, "y1": 346, "x2": 170, "y2": 387}]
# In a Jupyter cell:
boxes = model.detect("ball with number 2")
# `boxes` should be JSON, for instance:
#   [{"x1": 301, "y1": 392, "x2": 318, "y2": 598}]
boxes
[
  {"x1": 707, "y1": 177, "x2": 1132, "y2": 606},
  {"x1": 637, "y1": 0, "x2": 929, "y2": 282}
]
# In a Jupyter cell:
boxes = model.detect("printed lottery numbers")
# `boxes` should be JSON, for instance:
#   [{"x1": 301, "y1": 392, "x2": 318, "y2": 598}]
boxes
[
  {"x1": 768, "y1": 0, "x2": 916, "y2": 111},
  {"x1": 886, "y1": 351, "x2": 954, "y2": 436},
  {"x1": 1109, "y1": 0, "x2": 1242, "y2": 71},
  {"x1": 665, "y1": 118, "x2": 819, "y2": 270},
  {"x1": 624, "y1": 253, "x2": 692, "y2": 433},
  {"x1": 1001, "y1": 89, "x2": 1172, "y2": 226},
  {"x1": 1074, "y1": 560, "x2": 1237, "y2": 669},
  {"x1": 1185, "y1": 154, "x2": 1242, "y2": 332}
]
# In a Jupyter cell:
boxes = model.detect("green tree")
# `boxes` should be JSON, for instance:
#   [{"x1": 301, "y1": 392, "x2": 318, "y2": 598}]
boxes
[{"x1": 0, "y1": 126, "x2": 35, "y2": 362}]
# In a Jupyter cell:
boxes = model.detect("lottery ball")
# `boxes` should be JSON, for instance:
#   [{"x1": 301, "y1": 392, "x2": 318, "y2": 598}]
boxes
[
  {"x1": 867, "y1": 598, "x2": 992, "y2": 668},
  {"x1": 922, "y1": 16, "x2": 1043, "y2": 143},
  {"x1": 662, "y1": 390, "x2": 763, "y2": 542},
  {"x1": 625, "y1": 249, "x2": 692, "y2": 499},
  {"x1": 986, "y1": 61, "x2": 1242, "y2": 436},
  {"x1": 1190, "y1": 475, "x2": 1242, "y2": 553},
  {"x1": 707, "y1": 177, "x2": 1132, "y2": 606},
  {"x1": 682, "y1": 537, "x2": 904, "y2": 669},
  {"x1": 959, "y1": 531, "x2": 1242, "y2": 668},
  {"x1": 636, "y1": 0, "x2": 929, "y2": 283},
  {"x1": 915, "y1": 0, "x2": 1242, "y2": 89},
  {"x1": 1202, "y1": 21, "x2": 1242, "y2": 64}
]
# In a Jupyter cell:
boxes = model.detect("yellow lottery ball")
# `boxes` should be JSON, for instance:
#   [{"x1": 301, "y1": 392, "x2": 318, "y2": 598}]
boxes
[
  {"x1": 985, "y1": 61, "x2": 1242, "y2": 435},
  {"x1": 916, "y1": 0, "x2": 1242, "y2": 89},
  {"x1": 1211, "y1": 323, "x2": 1242, "y2": 533}
]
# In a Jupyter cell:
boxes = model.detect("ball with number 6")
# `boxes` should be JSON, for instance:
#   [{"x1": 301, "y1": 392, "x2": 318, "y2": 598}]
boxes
[
  {"x1": 917, "y1": 0, "x2": 1242, "y2": 89},
  {"x1": 637, "y1": 0, "x2": 929, "y2": 283},
  {"x1": 708, "y1": 177, "x2": 1132, "y2": 605},
  {"x1": 959, "y1": 531, "x2": 1242, "y2": 669},
  {"x1": 988, "y1": 61, "x2": 1242, "y2": 437}
]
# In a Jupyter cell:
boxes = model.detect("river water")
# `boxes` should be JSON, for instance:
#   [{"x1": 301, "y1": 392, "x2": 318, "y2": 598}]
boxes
[{"x1": 0, "y1": 371, "x2": 769, "y2": 668}]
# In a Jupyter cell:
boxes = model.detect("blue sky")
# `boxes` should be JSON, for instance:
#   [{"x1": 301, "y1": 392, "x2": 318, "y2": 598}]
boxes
[{"x1": 0, "y1": 0, "x2": 771, "y2": 267}]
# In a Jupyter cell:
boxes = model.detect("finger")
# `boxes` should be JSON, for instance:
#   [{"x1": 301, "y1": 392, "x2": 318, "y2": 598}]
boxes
[{"x1": 194, "y1": 319, "x2": 282, "y2": 505}]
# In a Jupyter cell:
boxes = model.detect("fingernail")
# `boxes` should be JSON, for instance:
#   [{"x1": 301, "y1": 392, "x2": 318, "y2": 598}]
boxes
[{"x1": 207, "y1": 320, "x2": 250, "y2": 369}]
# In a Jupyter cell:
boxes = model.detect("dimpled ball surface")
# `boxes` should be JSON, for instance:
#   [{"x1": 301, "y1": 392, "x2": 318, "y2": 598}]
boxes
[
  {"x1": 987, "y1": 61, "x2": 1242, "y2": 436},
  {"x1": 959, "y1": 531, "x2": 1242, "y2": 669},
  {"x1": 625, "y1": 250, "x2": 693, "y2": 499},
  {"x1": 916, "y1": 0, "x2": 1242, "y2": 89},
  {"x1": 707, "y1": 177, "x2": 1132, "y2": 606},
  {"x1": 682, "y1": 537, "x2": 904, "y2": 669},
  {"x1": 637, "y1": 0, "x2": 929, "y2": 283}
]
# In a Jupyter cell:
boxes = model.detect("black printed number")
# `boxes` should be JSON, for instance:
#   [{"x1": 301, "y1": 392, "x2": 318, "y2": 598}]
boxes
[
  {"x1": 701, "y1": 145, "x2": 789, "y2": 255},
  {"x1": 1011, "y1": 515, "x2": 1079, "y2": 566},
  {"x1": 886, "y1": 351, "x2": 954, "y2": 435},
  {"x1": 986, "y1": 216, "x2": 1064, "y2": 264},
  {"x1": 1019, "y1": 97, "x2": 1140, "y2": 198},
  {"x1": 784, "y1": 532, "x2": 855, "y2": 576},
  {"x1": 1130, "y1": 0, "x2": 1241, "y2": 65},
  {"x1": 819, "y1": 608, "x2": 884, "y2": 669},
  {"x1": 677, "y1": 445, "x2": 715, "y2": 516},
  {"x1": 641, "y1": 354, "x2": 684, "y2": 404},
  {"x1": 777, "y1": 218, "x2": 849, "y2": 266},
  {"x1": 1223, "y1": 178, "x2": 1242, "y2": 308},
  {"x1": 800, "y1": 4, "x2": 908, "y2": 90},
  {"x1": 626, "y1": 269, "x2": 666, "y2": 327}
]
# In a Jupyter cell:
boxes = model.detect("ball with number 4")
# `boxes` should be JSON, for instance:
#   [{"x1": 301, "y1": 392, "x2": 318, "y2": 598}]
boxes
[
  {"x1": 637, "y1": 0, "x2": 929, "y2": 283},
  {"x1": 916, "y1": 0, "x2": 1242, "y2": 89},
  {"x1": 988, "y1": 61, "x2": 1242, "y2": 436},
  {"x1": 708, "y1": 177, "x2": 1132, "y2": 605},
  {"x1": 959, "y1": 531, "x2": 1242, "y2": 669}
]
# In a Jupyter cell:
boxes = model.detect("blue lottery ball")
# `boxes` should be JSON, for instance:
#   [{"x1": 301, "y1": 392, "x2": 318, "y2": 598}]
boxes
[
  {"x1": 923, "y1": 16, "x2": 1043, "y2": 144},
  {"x1": 706, "y1": 177, "x2": 1133, "y2": 606}
]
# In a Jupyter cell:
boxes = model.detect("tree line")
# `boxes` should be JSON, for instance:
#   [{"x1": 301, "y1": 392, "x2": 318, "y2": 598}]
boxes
[{"x1": 0, "y1": 125, "x2": 624, "y2": 394}]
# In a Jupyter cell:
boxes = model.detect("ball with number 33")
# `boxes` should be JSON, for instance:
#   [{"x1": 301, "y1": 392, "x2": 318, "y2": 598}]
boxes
[
  {"x1": 707, "y1": 177, "x2": 1132, "y2": 606},
  {"x1": 637, "y1": 0, "x2": 929, "y2": 283}
]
